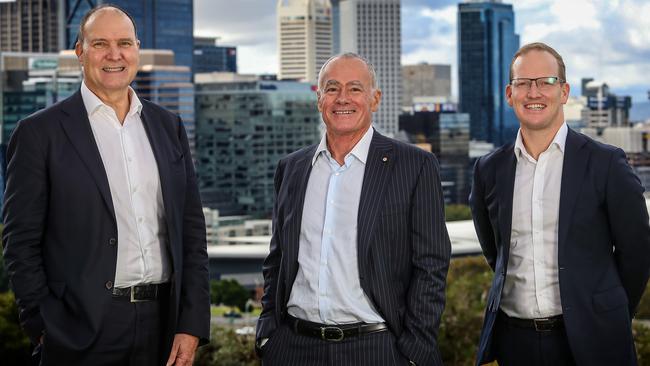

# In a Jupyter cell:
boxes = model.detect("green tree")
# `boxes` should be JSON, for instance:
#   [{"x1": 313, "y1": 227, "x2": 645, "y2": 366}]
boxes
[
  {"x1": 444, "y1": 204, "x2": 473, "y2": 222},
  {"x1": 210, "y1": 279, "x2": 250, "y2": 311}
]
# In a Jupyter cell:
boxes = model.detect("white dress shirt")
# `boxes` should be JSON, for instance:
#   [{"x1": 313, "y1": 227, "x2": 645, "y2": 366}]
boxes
[
  {"x1": 287, "y1": 126, "x2": 384, "y2": 324},
  {"x1": 500, "y1": 123, "x2": 568, "y2": 319},
  {"x1": 81, "y1": 81, "x2": 171, "y2": 288}
]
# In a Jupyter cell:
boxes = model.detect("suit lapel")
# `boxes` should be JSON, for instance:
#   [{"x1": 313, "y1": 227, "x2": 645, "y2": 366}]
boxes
[
  {"x1": 139, "y1": 104, "x2": 176, "y2": 249},
  {"x1": 496, "y1": 146, "x2": 517, "y2": 254},
  {"x1": 285, "y1": 146, "x2": 316, "y2": 290},
  {"x1": 558, "y1": 129, "x2": 589, "y2": 255},
  {"x1": 58, "y1": 91, "x2": 116, "y2": 222},
  {"x1": 357, "y1": 133, "x2": 394, "y2": 275}
]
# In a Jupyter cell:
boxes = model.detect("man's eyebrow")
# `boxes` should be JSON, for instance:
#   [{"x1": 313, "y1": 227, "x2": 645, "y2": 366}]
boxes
[{"x1": 324, "y1": 80, "x2": 342, "y2": 87}]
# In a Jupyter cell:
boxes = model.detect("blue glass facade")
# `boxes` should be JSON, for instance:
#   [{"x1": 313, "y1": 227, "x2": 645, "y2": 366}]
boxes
[
  {"x1": 193, "y1": 39, "x2": 237, "y2": 74},
  {"x1": 458, "y1": 1, "x2": 519, "y2": 147},
  {"x1": 331, "y1": 0, "x2": 340, "y2": 54},
  {"x1": 65, "y1": 0, "x2": 194, "y2": 70}
]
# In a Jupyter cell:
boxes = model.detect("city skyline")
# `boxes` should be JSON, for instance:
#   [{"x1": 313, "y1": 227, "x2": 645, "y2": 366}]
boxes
[{"x1": 194, "y1": 0, "x2": 650, "y2": 104}]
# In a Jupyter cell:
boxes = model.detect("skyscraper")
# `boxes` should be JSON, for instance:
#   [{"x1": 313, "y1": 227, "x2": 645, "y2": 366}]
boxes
[
  {"x1": 339, "y1": 0, "x2": 401, "y2": 135},
  {"x1": 402, "y1": 63, "x2": 452, "y2": 110},
  {"x1": 193, "y1": 37, "x2": 237, "y2": 74},
  {"x1": 194, "y1": 79, "x2": 321, "y2": 216},
  {"x1": 63, "y1": 0, "x2": 194, "y2": 69},
  {"x1": 277, "y1": 0, "x2": 332, "y2": 83},
  {"x1": 458, "y1": 0, "x2": 519, "y2": 146},
  {"x1": 0, "y1": 0, "x2": 62, "y2": 52}
]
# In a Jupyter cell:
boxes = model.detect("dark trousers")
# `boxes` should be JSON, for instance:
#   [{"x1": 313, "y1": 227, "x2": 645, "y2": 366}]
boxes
[
  {"x1": 261, "y1": 323, "x2": 410, "y2": 366},
  {"x1": 40, "y1": 296, "x2": 168, "y2": 366},
  {"x1": 493, "y1": 312, "x2": 576, "y2": 366}
]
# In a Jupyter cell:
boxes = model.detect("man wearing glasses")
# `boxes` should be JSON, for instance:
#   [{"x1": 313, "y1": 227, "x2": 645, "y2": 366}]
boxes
[{"x1": 470, "y1": 42, "x2": 650, "y2": 365}]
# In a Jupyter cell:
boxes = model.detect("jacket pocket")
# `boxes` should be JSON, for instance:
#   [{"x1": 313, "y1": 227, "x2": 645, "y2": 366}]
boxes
[{"x1": 592, "y1": 286, "x2": 628, "y2": 313}]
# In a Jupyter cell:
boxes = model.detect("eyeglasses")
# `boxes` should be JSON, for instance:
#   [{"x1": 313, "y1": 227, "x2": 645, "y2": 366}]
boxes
[{"x1": 510, "y1": 77, "x2": 565, "y2": 92}]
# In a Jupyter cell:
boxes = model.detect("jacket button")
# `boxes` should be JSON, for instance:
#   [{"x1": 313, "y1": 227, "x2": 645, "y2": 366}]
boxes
[
  {"x1": 105, "y1": 281, "x2": 113, "y2": 290},
  {"x1": 109, "y1": 238, "x2": 117, "y2": 245}
]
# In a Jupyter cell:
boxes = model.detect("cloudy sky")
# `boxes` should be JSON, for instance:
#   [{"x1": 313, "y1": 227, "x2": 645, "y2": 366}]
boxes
[{"x1": 194, "y1": 0, "x2": 650, "y2": 104}]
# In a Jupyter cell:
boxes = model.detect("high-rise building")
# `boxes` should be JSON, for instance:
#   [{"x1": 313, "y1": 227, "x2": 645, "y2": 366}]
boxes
[
  {"x1": 339, "y1": 0, "x2": 401, "y2": 135},
  {"x1": 277, "y1": 0, "x2": 332, "y2": 83},
  {"x1": 194, "y1": 79, "x2": 321, "y2": 216},
  {"x1": 0, "y1": 50, "x2": 81, "y2": 208},
  {"x1": 193, "y1": 37, "x2": 237, "y2": 74},
  {"x1": 458, "y1": 0, "x2": 519, "y2": 146},
  {"x1": 133, "y1": 50, "x2": 196, "y2": 153},
  {"x1": 399, "y1": 111, "x2": 471, "y2": 203},
  {"x1": 581, "y1": 78, "x2": 632, "y2": 129},
  {"x1": 402, "y1": 63, "x2": 452, "y2": 111},
  {"x1": 0, "y1": 0, "x2": 62, "y2": 52},
  {"x1": 63, "y1": 0, "x2": 194, "y2": 69},
  {"x1": 331, "y1": 0, "x2": 340, "y2": 54}
]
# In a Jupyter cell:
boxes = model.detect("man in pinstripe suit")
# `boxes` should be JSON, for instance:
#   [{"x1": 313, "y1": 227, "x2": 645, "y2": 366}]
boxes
[{"x1": 255, "y1": 53, "x2": 451, "y2": 366}]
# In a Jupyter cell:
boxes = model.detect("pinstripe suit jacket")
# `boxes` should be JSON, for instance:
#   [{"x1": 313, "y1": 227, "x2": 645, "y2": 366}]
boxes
[{"x1": 256, "y1": 131, "x2": 451, "y2": 365}]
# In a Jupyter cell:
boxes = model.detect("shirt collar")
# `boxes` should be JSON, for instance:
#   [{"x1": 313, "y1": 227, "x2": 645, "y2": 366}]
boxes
[
  {"x1": 80, "y1": 80, "x2": 143, "y2": 118},
  {"x1": 514, "y1": 122, "x2": 568, "y2": 161},
  {"x1": 312, "y1": 126, "x2": 374, "y2": 166}
]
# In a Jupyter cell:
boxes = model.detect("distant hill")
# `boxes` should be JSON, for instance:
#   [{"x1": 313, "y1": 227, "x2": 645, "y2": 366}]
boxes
[{"x1": 631, "y1": 101, "x2": 650, "y2": 123}]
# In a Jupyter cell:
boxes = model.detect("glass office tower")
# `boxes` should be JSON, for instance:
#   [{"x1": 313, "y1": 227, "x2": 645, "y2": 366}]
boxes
[
  {"x1": 458, "y1": 0, "x2": 519, "y2": 147},
  {"x1": 64, "y1": 0, "x2": 193, "y2": 70}
]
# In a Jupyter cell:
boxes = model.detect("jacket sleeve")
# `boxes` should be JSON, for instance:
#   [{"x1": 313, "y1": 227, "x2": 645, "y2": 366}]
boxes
[
  {"x1": 605, "y1": 148, "x2": 650, "y2": 316},
  {"x1": 256, "y1": 158, "x2": 286, "y2": 343},
  {"x1": 469, "y1": 156, "x2": 497, "y2": 272},
  {"x1": 396, "y1": 154, "x2": 451, "y2": 366},
  {"x1": 2, "y1": 119, "x2": 50, "y2": 344},
  {"x1": 174, "y1": 118, "x2": 211, "y2": 345}
]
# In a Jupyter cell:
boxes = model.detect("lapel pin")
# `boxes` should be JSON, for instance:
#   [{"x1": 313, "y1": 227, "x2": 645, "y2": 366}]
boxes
[{"x1": 382, "y1": 156, "x2": 388, "y2": 163}]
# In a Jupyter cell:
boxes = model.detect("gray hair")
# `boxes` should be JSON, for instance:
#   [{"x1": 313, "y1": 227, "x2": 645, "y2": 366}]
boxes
[{"x1": 317, "y1": 52, "x2": 379, "y2": 91}]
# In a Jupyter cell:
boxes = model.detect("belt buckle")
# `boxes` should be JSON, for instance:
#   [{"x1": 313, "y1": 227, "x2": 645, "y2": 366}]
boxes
[
  {"x1": 321, "y1": 326, "x2": 344, "y2": 341},
  {"x1": 533, "y1": 318, "x2": 552, "y2": 332},
  {"x1": 130, "y1": 285, "x2": 155, "y2": 303}
]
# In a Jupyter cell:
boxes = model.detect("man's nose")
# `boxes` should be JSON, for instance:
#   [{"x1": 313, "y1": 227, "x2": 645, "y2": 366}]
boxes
[
  {"x1": 527, "y1": 82, "x2": 542, "y2": 97},
  {"x1": 106, "y1": 45, "x2": 122, "y2": 60}
]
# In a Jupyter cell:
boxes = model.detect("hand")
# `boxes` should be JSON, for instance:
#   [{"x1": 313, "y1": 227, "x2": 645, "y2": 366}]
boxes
[{"x1": 166, "y1": 333, "x2": 199, "y2": 366}]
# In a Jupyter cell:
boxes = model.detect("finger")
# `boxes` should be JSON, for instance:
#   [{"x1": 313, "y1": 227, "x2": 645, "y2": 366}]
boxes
[{"x1": 166, "y1": 343, "x2": 179, "y2": 366}]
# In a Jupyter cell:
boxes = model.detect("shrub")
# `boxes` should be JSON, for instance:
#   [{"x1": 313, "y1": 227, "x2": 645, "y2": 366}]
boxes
[
  {"x1": 0, "y1": 291, "x2": 31, "y2": 364},
  {"x1": 439, "y1": 256, "x2": 492, "y2": 366},
  {"x1": 445, "y1": 204, "x2": 473, "y2": 222},
  {"x1": 636, "y1": 282, "x2": 650, "y2": 320},
  {"x1": 195, "y1": 326, "x2": 257, "y2": 366},
  {"x1": 634, "y1": 322, "x2": 650, "y2": 364}
]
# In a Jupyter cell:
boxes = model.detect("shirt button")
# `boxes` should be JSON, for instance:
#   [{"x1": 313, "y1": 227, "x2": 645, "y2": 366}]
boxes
[
  {"x1": 127, "y1": 157, "x2": 133, "y2": 162},
  {"x1": 105, "y1": 281, "x2": 113, "y2": 290},
  {"x1": 133, "y1": 187, "x2": 138, "y2": 193},
  {"x1": 138, "y1": 217, "x2": 144, "y2": 223},
  {"x1": 335, "y1": 172, "x2": 340, "y2": 176},
  {"x1": 109, "y1": 238, "x2": 117, "y2": 245}
]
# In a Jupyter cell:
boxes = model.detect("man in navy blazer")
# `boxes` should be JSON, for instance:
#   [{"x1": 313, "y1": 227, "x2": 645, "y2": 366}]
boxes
[
  {"x1": 255, "y1": 53, "x2": 451, "y2": 365},
  {"x1": 2, "y1": 5, "x2": 209, "y2": 366},
  {"x1": 470, "y1": 42, "x2": 650, "y2": 365}
]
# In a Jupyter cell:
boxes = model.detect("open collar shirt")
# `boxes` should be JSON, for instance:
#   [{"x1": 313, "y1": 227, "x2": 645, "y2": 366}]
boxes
[
  {"x1": 81, "y1": 81, "x2": 171, "y2": 288},
  {"x1": 287, "y1": 126, "x2": 384, "y2": 324},
  {"x1": 501, "y1": 122, "x2": 568, "y2": 319}
]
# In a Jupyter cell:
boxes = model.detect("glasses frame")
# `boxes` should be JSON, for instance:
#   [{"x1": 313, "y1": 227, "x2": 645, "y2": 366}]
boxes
[{"x1": 509, "y1": 76, "x2": 565, "y2": 91}]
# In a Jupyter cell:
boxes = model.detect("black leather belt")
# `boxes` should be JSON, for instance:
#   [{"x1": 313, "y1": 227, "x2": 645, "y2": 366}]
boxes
[
  {"x1": 287, "y1": 315, "x2": 388, "y2": 341},
  {"x1": 112, "y1": 283, "x2": 169, "y2": 302},
  {"x1": 498, "y1": 310, "x2": 564, "y2": 332}
]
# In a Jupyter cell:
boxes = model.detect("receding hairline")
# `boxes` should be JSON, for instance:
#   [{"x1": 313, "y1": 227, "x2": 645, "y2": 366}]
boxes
[
  {"x1": 509, "y1": 42, "x2": 566, "y2": 82},
  {"x1": 317, "y1": 53, "x2": 378, "y2": 91},
  {"x1": 77, "y1": 5, "x2": 138, "y2": 45}
]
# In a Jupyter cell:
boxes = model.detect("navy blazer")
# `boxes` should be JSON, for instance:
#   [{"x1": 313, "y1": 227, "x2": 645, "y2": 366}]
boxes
[
  {"x1": 256, "y1": 131, "x2": 451, "y2": 365},
  {"x1": 2, "y1": 90, "x2": 210, "y2": 357},
  {"x1": 470, "y1": 128, "x2": 650, "y2": 365}
]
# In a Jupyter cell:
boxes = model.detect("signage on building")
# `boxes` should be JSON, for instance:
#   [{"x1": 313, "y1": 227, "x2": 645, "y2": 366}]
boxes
[{"x1": 28, "y1": 58, "x2": 58, "y2": 70}]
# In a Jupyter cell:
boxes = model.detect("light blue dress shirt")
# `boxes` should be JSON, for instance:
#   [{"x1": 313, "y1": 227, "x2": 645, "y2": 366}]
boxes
[{"x1": 287, "y1": 127, "x2": 384, "y2": 324}]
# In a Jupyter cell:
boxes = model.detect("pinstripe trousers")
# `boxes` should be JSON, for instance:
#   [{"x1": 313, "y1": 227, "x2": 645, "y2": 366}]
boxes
[{"x1": 261, "y1": 323, "x2": 410, "y2": 366}]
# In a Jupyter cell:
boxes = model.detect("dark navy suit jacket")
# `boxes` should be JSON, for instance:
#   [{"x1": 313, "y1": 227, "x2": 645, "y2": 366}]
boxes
[
  {"x1": 470, "y1": 128, "x2": 650, "y2": 365},
  {"x1": 256, "y1": 131, "x2": 451, "y2": 365},
  {"x1": 2, "y1": 90, "x2": 210, "y2": 358}
]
